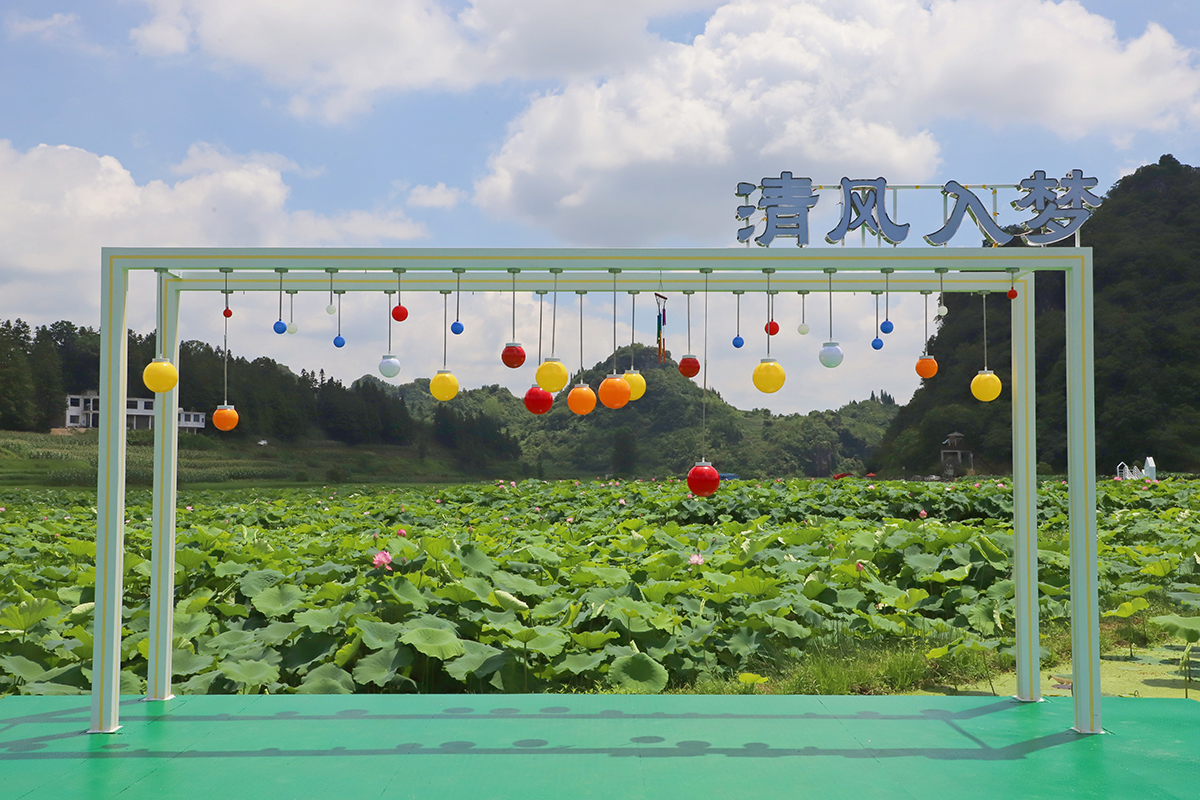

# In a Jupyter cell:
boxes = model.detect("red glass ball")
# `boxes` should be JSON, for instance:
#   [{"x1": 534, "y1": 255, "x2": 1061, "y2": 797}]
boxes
[
  {"x1": 523, "y1": 385, "x2": 553, "y2": 415},
  {"x1": 765, "y1": 320, "x2": 779, "y2": 336},
  {"x1": 678, "y1": 356, "x2": 700, "y2": 378},
  {"x1": 687, "y1": 463, "x2": 720, "y2": 497},
  {"x1": 502, "y1": 344, "x2": 526, "y2": 369},
  {"x1": 1007, "y1": 288, "x2": 1018, "y2": 300},
  {"x1": 222, "y1": 308, "x2": 233, "y2": 318},
  {"x1": 392, "y1": 305, "x2": 409, "y2": 322}
]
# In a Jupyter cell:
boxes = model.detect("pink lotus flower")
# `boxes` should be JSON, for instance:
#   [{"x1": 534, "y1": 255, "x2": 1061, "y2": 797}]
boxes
[
  {"x1": 435, "y1": 498, "x2": 442, "y2": 503},
  {"x1": 534, "y1": 506, "x2": 540, "y2": 512},
  {"x1": 566, "y1": 517, "x2": 574, "y2": 523},
  {"x1": 688, "y1": 553, "x2": 705, "y2": 565},
  {"x1": 503, "y1": 516, "x2": 509, "y2": 521},
  {"x1": 372, "y1": 551, "x2": 393, "y2": 571},
  {"x1": 510, "y1": 481, "x2": 517, "y2": 487},
  {"x1": 618, "y1": 498, "x2": 626, "y2": 505},
  {"x1": 185, "y1": 505, "x2": 193, "y2": 511},
  {"x1": 856, "y1": 561, "x2": 864, "y2": 572},
  {"x1": 867, "y1": 484, "x2": 874, "y2": 490},
  {"x1": 919, "y1": 509, "x2": 928, "y2": 519},
  {"x1": 974, "y1": 483, "x2": 980, "y2": 488},
  {"x1": 397, "y1": 528, "x2": 406, "y2": 537}
]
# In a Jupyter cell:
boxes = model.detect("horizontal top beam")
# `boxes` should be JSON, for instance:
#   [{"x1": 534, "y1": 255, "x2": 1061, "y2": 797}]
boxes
[{"x1": 106, "y1": 247, "x2": 1086, "y2": 273}]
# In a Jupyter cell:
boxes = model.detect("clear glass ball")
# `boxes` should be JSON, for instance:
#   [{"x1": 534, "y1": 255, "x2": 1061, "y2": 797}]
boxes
[
  {"x1": 797, "y1": 323, "x2": 810, "y2": 335},
  {"x1": 819, "y1": 342, "x2": 844, "y2": 368},
  {"x1": 937, "y1": 305, "x2": 949, "y2": 317},
  {"x1": 326, "y1": 303, "x2": 337, "y2": 315},
  {"x1": 286, "y1": 322, "x2": 298, "y2": 334}
]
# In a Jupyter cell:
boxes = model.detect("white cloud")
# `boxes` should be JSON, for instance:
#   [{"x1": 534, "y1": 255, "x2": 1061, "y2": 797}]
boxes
[
  {"x1": 474, "y1": 0, "x2": 1200, "y2": 244},
  {"x1": 407, "y1": 182, "x2": 467, "y2": 209},
  {"x1": 6, "y1": 12, "x2": 107, "y2": 55}
]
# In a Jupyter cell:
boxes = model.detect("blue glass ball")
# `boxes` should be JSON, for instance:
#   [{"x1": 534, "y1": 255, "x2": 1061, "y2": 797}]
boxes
[
  {"x1": 273, "y1": 320, "x2": 287, "y2": 334},
  {"x1": 732, "y1": 335, "x2": 744, "y2": 349},
  {"x1": 451, "y1": 320, "x2": 464, "y2": 335},
  {"x1": 871, "y1": 337, "x2": 884, "y2": 350},
  {"x1": 333, "y1": 335, "x2": 345, "y2": 348},
  {"x1": 880, "y1": 319, "x2": 894, "y2": 334}
]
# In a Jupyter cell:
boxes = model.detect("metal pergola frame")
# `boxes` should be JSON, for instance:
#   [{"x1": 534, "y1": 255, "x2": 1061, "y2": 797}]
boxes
[{"x1": 91, "y1": 246, "x2": 1100, "y2": 735}]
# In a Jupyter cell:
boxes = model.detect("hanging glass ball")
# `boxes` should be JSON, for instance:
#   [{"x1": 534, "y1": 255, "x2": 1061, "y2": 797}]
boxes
[
  {"x1": 937, "y1": 304, "x2": 949, "y2": 317},
  {"x1": 567, "y1": 384, "x2": 596, "y2": 416},
  {"x1": 819, "y1": 342, "x2": 844, "y2": 368},
  {"x1": 451, "y1": 320, "x2": 464, "y2": 335},
  {"x1": 732, "y1": 335, "x2": 744, "y2": 349},
  {"x1": 378, "y1": 355, "x2": 401, "y2": 378},
  {"x1": 223, "y1": 307, "x2": 233, "y2": 319},
  {"x1": 142, "y1": 358, "x2": 178, "y2": 393},
  {"x1": 325, "y1": 303, "x2": 337, "y2": 315},
  {"x1": 273, "y1": 320, "x2": 287, "y2": 334},
  {"x1": 764, "y1": 320, "x2": 779, "y2": 336},
  {"x1": 752, "y1": 358, "x2": 786, "y2": 394},
  {"x1": 871, "y1": 337, "x2": 884, "y2": 350},
  {"x1": 430, "y1": 370, "x2": 459, "y2": 401},
  {"x1": 333, "y1": 335, "x2": 345, "y2": 348},
  {"x1": 392, "y1": 304, "x2": 409, "y2": 322},
  {"x1": 915, "y1": 355, "x2": 939, "y2": 379},
  {"x1": 213, "y1": 404, "x2": 239, "y2": 432},
  {"x1": 599, "y1": 374, "x2": 631, "y2": 409},
  {"x1": 686, "y1": 460, "x2": 720, "y2": 497},
  {"x1": 622, "y1": 370, "x2": 646, "y2": 401},
  {"x1": 797, "y1": 323, "x2": 810, "y2": 335},
  {"x1": 523, "y1": 385, "x2": 553, "y2": 415},
  {"x1": 971, "y1": 369, "x2": 1002, "y2": 402},
  {"x1": 501, "y1": 343, "x2": 526, "y2": 369},
  {"x1": 536, "y1": 358, "x2": 569, "y2": 392},
  {"x1": 286, "y1": 322, "x2": 298, "y2": 334},
  {"x1": 880, "y1": 319, "x2": 894, "y2": 334},
  {"x1": 678, "y1": 355, "x2": 700, "y2": 378},
  {"x1": 1007, "y1": 288, "x2": 1018, "y2": 300}
]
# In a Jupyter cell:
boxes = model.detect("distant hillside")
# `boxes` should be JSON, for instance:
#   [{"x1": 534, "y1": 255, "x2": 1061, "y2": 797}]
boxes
[
  {"x1": 367, "y1": 343, "x2": 899, "y2": 478},
  {"x1": 877, "y1": 154, "x2": 1200, "y2": 474}
]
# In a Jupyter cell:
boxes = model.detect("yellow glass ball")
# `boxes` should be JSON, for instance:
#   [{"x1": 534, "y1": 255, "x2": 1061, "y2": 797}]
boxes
[
  {"x1": 598, "y1": 375, "x2": 631, "y2": 409},
  {"x1": 622, "y1": 369, "x2": 646, "y2": 401},
  {"x1": 212, "y1": 405, "x2": 239, "y2": 432},
  {"x1": 971, "y1": 370, "x2": 1002, "y2": 402},
  {"x1": 536, "y1": 358, "x2": 569, "y2": 392},
  {"x1": 567, "y1": 384, "x2": 596, "y2": 415},
  {"x1": 430, "y1": 370, "x2": 459, "y2": 402},
  {"x1": 142, "y1": 358, "x2": 178, "y2": 393},
  {"x1": 752, "y1": 358, "x2": 786, "y2": 394}
]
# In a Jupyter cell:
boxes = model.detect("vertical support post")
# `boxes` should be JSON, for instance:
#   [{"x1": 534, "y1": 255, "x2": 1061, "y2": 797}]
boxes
[
  {"x1": 1066, "y1": 252, "x2": 1102, "y2": 733},
  {"x1": 147, "y1": 274, "x2": 181, "y2": 701},
  {"x1": 91, "y1": 251, "x2": 129, "y2": 733},
  {"x1": 1010, "y1": 274, "x2": 1040, "y2": 701}
]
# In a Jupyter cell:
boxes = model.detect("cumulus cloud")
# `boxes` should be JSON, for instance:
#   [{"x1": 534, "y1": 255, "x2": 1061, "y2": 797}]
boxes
[
  {"x1": 6, "y1": 12, "x2": 107, "y2": 55},
  {"x1": 407, "y1": 182, "x2": 468, "y2": 209}
]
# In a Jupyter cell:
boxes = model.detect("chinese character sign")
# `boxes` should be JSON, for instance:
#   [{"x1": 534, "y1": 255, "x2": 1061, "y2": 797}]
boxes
[{"x1": 735, "y1": 171, "x2": 1101, "y2": 247}]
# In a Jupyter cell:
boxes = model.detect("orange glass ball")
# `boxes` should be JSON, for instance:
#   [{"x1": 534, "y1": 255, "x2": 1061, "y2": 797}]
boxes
[
  {"x1": 915, "y1": 355, "x2": 938, "y2": 379},
  {"x1": 567, "y1": 384, "x2": 596, "y2": 416},
  {"x1": 213, "y1": 404, "x2": 239, "y2": 432},
  {"x1": 598, "y1": 375, "x2": 631, "y2": 409}
]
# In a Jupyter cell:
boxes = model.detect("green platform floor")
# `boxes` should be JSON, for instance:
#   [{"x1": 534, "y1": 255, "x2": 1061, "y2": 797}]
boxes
[{"x1": 2, "y1": 694, "x2": 1198, "y2": 799}]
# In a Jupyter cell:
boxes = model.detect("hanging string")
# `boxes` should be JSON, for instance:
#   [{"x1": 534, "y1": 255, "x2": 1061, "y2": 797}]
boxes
[
  {"x1": 982, "y1": 293, "x2": 989, "y2": 370},
  {"x1": 686, "y1": 292, "x2": 692, "y2": 353},
  {"x1": 224, "y1": 271, "x2": 230, "y2": 315},
  {"x1": 828, "y1": 271, "x2": 834, "y2": 340},
  {"x1": 288, "y1": 292, "x2": 294, "y2": 326},
  {"x1": 442, "y1": 293, "x2": 448, "y2": 369},
  {"x1": 801, "y1": 292, "x2": 806, "y2": 326},
  {"x1": 611, "y1": 273, "x2": 618, "y2": 374},
  {"x1": 924, "y1": 292, "x2": 929, "y2": 349},
  {"x1": 735, "y1": 292, "x2": 741, "y2": 338},
  {"x1": 337, "y1": 293, "x2": 342, "y2": 337},
  {"x1": 537, "y1": 292, "x2": 545, "y2": 364},
  {"x1": 397, "y1": 271, "x2": 403, "y2": 307},
  {"x1": 328, "y1": 272, "x2": 333, "y2": 307},
  {"x1": 578, "y1": 292, "x2": 585, "y2": 376},
  {"x1": 702, "y1": 271, "x2": 709, "y2": 459},
  {"x1": 550, "y1": 272, "x2": 559, "y2": 358},
  {"x1": 630, "y1": 292, "x2": 636, "y2": 369},
  {"x1": 875, "y1": 294, "x2": 880, "y2": 335},
  {"x1": 222, "y1": 314, "x2": 229, "y2": 405},
  {"x1": 277, "y1": 272, "x2": 283, "y2": 321},
  {"x1": 386, "y1": 292, "x2": 392, "y2": 352},
  {"x1": 511, "y1": 271, "x2": 518, "y2": 341},
  {"x1": 884, "y1": 271, "x2": 890, "y2": 321},
  {"x1": 765, "y1": 272, "x2": 772, "y2": 357},
  {"x1": 455, "y1": 272, "x2": 462, "y2": 322}
]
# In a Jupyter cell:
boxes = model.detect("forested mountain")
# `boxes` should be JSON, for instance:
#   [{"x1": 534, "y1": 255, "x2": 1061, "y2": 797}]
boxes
[{"x1": 877, "y1": 154, "x2": 1200, "y2": 474}]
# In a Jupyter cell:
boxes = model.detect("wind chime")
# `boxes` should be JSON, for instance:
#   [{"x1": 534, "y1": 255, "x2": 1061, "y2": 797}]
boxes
[
  {"x1": 871, "y1": 291, "x2": 884, "y2": 351},
  {"x1": 567, "y1": 291, "x2": 597, "y2": 415},
  {"x1": 686, "y1": 269, "x2": 720, "y2": 497},
  {"x1": 731, "y1": 290, "x2": 744, "y2": 348},
  {"x1": 752, "y1": 270, "x2": 785, "y2": 393},
  {"x1": 971, "y1": 292, "x2": 1002, "y2": 402},
  {"x1": 213, "y1": 269, "x2": 239, "y2": 432},
  {"x1": 678, "y1": 291, "x2": 700, "y2": 378},
  {"x1": 915, "y1": 290, "x2": 938, "y2": 379},
  {"x1": 598, "y1": 271, "x2": 632, "y2": 409},
  {"x1": 501, "y1": 268, "x2": 526, "y2": 368},
  {"x1": 273, "y1": 270, "x2": 288, "y2": 334},
  {"x1": 378, "y1": 290, "x2": 401, "y2": 379},
  {"x1": 655, "y1": 292, "x2": 667, "y2": 363},
  {"x1": 623, "y1": 290, "x2": 646, "y2": 400},
  {"x1": 430, "y1": 290, "x2": 459, "y2": 401},
  {"x1": 524, "y1": 291, "x2": 554, "y2": 414},
  {"x1": 880, "y1": 268, "x2": 895, "y2": 334},
  {"x1": 535, "y1": 269, "x2": 569, "y2": 392},
  {"x1": 818, "y1": 269, "x2": 844, "y2": 368},
  {"x1": 450, "y1": 269, "x2": 465, "y2": 335}
]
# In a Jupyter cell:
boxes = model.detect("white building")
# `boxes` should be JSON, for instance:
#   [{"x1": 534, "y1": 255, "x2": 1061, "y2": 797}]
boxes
[{"x1": 65, "y1": 391, "x2": 206, "y2": 431}]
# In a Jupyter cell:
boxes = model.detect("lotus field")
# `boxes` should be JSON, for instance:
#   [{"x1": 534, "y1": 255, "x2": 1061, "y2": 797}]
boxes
[{"x1": 1, "y1": 477, "x2": 1199, "y2": 696}]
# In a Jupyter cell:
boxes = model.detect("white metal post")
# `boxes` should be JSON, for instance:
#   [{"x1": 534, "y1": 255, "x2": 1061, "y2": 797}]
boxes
[
  {"x1": 90, "y1": 252, "x2": 129, "y2": 733},
  {"x1": 147, "y1": 273, "x2": 181, "y2": 701},
  {"x1": 1066, "y1": 253, "x2": 1102, "y2": 733},
  {"x1": 1010, "y1": 274, "x2": 1040, "y2": 701}
]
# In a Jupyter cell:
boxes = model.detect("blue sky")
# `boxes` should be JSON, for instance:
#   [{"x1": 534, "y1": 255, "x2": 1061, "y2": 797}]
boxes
[{"x1": 2, "y1": 0, "x2": 1199, "y2": 415}]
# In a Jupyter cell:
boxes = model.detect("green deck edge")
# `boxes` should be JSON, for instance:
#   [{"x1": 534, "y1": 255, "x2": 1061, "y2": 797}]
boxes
[{"x1": 3, "y1": 695, "x2": 1198, "y2": 800}]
